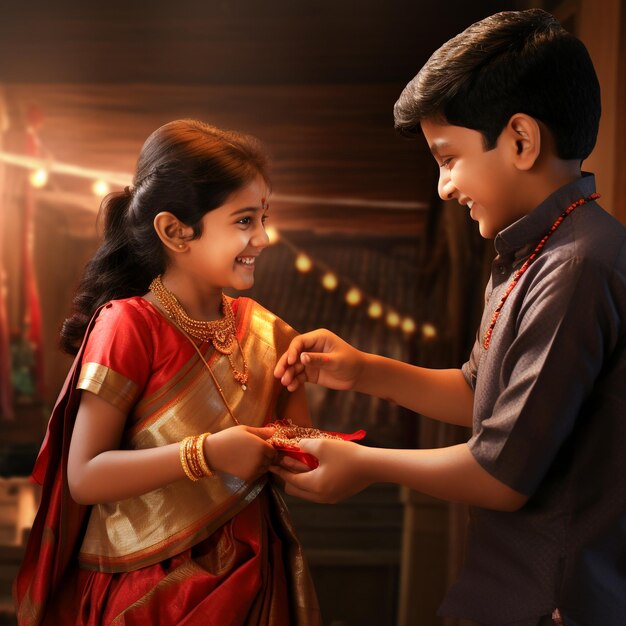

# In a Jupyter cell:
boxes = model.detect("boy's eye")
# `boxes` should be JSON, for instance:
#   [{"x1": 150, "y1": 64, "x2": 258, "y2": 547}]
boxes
[
  {"x1": 440, "y1": 158, "x2": 453, "y2": 169},
  {"x1": 261, "y1": 213, "x2": 269, "y2": 224}
]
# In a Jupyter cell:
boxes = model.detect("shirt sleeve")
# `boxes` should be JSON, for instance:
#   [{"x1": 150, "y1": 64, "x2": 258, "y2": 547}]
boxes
[
  {"x1": 468, "y1": 255, "x2": 622, "y2": 495},
  {"x1": 77, "y1": 300, "x2": 154, "y2": 414}
]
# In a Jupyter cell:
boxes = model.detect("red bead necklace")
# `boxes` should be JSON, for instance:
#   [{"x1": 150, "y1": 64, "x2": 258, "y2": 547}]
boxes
[{"x1": 483, "y1": 192, "x2": 600, "y2": 350}]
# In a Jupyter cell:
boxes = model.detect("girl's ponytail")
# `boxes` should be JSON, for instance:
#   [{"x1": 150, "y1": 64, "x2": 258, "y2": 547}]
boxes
[{"x1": 60, "y1": 188, "x2": 152, "y2": 355}]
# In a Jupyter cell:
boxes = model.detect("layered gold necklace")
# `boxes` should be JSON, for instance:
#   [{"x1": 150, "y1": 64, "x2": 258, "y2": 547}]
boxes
[{"x1": 149, "y1": 275, "x2": 249, "y2": 390}]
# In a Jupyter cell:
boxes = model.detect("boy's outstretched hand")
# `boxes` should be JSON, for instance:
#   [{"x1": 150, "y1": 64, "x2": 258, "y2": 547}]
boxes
[
  {"x1": 273, "y1": 329, "x2": 365, "y2": 392},
  {"x1": 270, "y1": 438, "x2": 371, "y2": 503}
]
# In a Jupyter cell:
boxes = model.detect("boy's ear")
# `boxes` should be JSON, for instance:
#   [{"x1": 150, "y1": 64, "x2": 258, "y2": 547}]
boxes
[
  {"x1": 153, "y1": 212, "x2": 194, "y2": 252},
  {"x1": 504, "y1": 113, "x2": 541, "y2": 171}
]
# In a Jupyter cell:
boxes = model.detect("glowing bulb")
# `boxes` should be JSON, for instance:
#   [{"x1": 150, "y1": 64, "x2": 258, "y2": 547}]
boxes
[
  {"x1": 368, "y1": 301, "x2": 383, "y2": 318},
  {"x1": 386, "y1": 311, "x2": 400, "y2": 327},
  {"x1": 401, "y1": 317, "x2": 416, "y2": 334},
  {"x1": 295, "y1": 253, "x2": 312, "y2": 273},
  {"x1": 29, "y1": 168, "x2": 48, "y2": 188},
  {"x1": 345, "y1": 288, "x2": 362, "y2": 306},
  {"x1": 92, "y1": 180, "x2": 110, "y2": 196},
  {"x1": 322, "y1": 272, "x2": 338, "y2": 290},
  {"x1": 265, "y1": 225, "x2": 280, "y2": 244},
  {"x1": 422, "y1": 323, "x2": 437, "y2": 340}
]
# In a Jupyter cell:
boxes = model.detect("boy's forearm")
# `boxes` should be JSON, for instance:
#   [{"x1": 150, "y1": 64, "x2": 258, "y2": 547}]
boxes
[
  {"x1": 355, "y1": 353, "x2": 473, "y2": 426},
  {"x1": 359, "y1": 443, "x2": 527, "y2": 512}
]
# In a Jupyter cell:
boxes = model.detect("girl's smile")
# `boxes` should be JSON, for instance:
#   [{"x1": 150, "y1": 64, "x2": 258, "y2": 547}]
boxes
[{"x1": 177, "y1": 173, "x2": 270, "y2": 299}]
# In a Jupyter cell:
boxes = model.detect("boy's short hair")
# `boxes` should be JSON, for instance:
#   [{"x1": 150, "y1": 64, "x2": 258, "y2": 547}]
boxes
[{"x1": 394, "y1": 9, "x2": 600, "y2": 161}]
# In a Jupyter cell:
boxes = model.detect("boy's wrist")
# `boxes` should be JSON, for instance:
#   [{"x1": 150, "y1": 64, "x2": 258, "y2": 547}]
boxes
[
  {"x1": 352, "y1": 351, "x2": 371, "y2": 393},
  {"x1": 353, "y1": 442, "x2": 377, "y2": 489},
  {"x1": 353, "y1": 352, "x2": 384, "y2": 398}
]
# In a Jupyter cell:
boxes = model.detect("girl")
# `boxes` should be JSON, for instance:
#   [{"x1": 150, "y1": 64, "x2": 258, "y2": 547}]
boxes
[{"x1": 14, "y1": 120, "x2": 321, "y2": 625}]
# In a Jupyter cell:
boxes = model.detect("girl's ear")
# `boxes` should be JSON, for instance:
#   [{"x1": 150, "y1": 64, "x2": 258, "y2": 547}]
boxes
[
  {"x1": 504, "y1": 113, "x2": 541, "y2": 171},
  {"x1": 153, "y1": 212, "x2": 194, "y2": 252}
]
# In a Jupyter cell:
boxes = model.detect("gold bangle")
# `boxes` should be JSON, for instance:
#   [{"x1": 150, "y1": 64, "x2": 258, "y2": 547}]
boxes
[
  {"x1": 185, "y1": 436, "x2": 204, "y2": 480},
  {"x1": 195, "y1": 432, "x2": 213, "y2": 477},
  {"x1": 179, "y1": 436, "x2": 199, "y2": 481}
]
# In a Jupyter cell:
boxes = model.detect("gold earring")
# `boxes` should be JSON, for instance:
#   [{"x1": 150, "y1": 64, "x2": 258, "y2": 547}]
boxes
[{"x1": 178, "y1": 243, "x2": 185, "y2": 249}]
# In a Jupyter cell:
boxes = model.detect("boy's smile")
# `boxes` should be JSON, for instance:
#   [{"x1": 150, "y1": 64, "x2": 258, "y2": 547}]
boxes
[{"x1": 421, "y1": 118, "x2": 530, "y2": 239}]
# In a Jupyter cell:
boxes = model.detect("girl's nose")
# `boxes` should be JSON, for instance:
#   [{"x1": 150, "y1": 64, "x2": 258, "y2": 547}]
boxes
[{"x1": 252, "y1": 223, "x2": 270, "y2": 249}]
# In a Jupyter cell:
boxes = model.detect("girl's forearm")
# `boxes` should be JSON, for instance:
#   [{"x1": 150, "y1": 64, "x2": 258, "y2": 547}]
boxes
[
  {"x1": 68, "y1": 444, "x2": 186, "y2": 505},
  {"x1": 355, "y1": 353, "x2": 474, "y2": 426}
]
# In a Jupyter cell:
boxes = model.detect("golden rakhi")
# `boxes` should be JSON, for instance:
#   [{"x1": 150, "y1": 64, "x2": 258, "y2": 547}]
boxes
[
  {"x1": 266, "y1": 419, "x2": 345, "y2": 448},
  {"x1": 266, "y1": 419, "x2": 367, "y2": 470}
]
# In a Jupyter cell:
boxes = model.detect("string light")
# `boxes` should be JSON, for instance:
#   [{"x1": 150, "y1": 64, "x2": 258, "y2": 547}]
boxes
[
  {"x1": 285, "y1": 239, "x2": 421, "y2": 338},
  {"x1": 345, "y1": 287, "x2": 362, "y2": 306},
  {"x1": 422, "y1": 323, "x2": 437, "y2": 340},
  {"x1": 3, "y1": 151, "x2": 429, "y2": 342},
  {"x1": 295, "y1": 253, "x2": 312, "y2": 273},
  {"x1": 29, "y1": 168, "x2": 48, "y2": 188},
  {"x1": 92, "y1": 179, "x2": 110, "y2": 197},
  {"x1": 401, "y1": 317, "x2": 416, "y2": 334},
  {"x1": 386, "y1": 311, "x2": 400, "y2": 328},
  {"x1": 367, "y1": 301, "x2": 383, "y2": 318},
  {"x1": 322, "y1": 272, "x2": 338, "y2": 291}
]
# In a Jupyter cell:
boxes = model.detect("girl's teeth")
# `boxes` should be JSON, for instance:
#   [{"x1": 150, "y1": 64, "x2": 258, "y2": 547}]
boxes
[{"x1": 237, "y1": 257, "x2": 254, "y2": 265}]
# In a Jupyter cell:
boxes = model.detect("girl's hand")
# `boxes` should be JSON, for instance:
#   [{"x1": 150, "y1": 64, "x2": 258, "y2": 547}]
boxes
[
  {"x1": 269, "y1": 438, "x2": 372, "y2": 503},
  {"x1": 204, "y1": 425, "x2": 276, "y2": 482},
  {"x1": 273, "y1": 329, "x2": 365, "y2": 392}
]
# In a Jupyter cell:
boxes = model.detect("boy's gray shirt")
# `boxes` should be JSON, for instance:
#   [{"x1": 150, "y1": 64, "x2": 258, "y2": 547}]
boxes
[{"x1": 440, "y1": 174, "x2": 626, "y2": 625}]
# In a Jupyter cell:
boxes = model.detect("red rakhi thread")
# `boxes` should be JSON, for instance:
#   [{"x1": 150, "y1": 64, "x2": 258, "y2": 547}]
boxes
[{"x1": 483, "y1": 192, "x2": 600, "y2": 350}]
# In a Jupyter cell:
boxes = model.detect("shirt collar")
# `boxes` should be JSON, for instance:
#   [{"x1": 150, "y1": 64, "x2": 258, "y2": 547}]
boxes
[{"x1": 494, "y1": 172, "x2": 597, "y2": 257}]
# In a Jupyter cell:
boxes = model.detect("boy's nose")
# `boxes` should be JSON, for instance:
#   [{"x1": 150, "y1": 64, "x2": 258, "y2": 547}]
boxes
[{"x1": 438, "y1": 170, "x2": 456, "y2": 201}]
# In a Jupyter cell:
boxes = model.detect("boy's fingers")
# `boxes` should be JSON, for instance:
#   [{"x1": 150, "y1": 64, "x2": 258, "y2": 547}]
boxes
[
  {"x1": 274, "y1": 356, "x2": 287, "y2": 378},
  {"x1": 285, "y1": 331, "x2": 330, "y2": 366},
  {"x1": 269, "y1": 466, "x2": 318, "y2": 497},
  {"x1": 274, "y1": 345, "x2": 303, "y2": 377},
  {"x1": 301, "y1": 352, "x2": 332, "y2": 367},
  {"x1": 279, "y1": 455, "x2": 312, "y2": 473},
  {"x1": 284, "y1": 483, "x2": 324, "y2": 502},
  {"x1": 287, "y1": 339, "x2": 307, "y2": 365},
  {"x1": 286, "y1": 380, "x2": 301, "y2": 392},
  {"x1": 278, "y1": 363, "x2": 306, "y2": 387}
]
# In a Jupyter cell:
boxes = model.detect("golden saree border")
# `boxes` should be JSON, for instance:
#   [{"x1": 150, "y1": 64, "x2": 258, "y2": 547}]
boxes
[
  {"x1": 78, "y1": 298, "x2": 298, "y2": 573},
  {"x1": 77, "y1": 362, "x2": 138, "y2": 414}
]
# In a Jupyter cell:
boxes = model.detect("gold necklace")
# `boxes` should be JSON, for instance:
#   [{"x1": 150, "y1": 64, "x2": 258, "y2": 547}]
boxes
[
  {"x1": 178, "y1": 327, "x2": 241, "y2": 425},
  {"x1": 149, "y1": 275, "x2": 249, "y2": 390}
]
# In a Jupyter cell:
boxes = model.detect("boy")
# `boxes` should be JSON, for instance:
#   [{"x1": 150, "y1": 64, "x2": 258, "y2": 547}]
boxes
[{"x1": 271, "y1": 9, "x2": 626, "y2": 626}]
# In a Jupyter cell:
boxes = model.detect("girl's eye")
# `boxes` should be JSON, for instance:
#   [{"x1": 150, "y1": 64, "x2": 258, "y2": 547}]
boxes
[{"x1": 237, "y1": 216, "x2": 252, "y2": 225}]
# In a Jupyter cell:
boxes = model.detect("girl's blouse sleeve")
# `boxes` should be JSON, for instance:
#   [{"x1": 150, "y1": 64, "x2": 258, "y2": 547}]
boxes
[{"x1": 77, "y1": 300, "x2": 153, "y2": 414}]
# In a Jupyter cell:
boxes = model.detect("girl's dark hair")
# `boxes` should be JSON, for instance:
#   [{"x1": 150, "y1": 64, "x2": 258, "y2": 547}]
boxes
[
  {"x1": 393, "y1": 9, "x2": 600, "y2": 160},
  {"x1": 60, "y1": 119, "x2": 269, "y2": 355}
]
